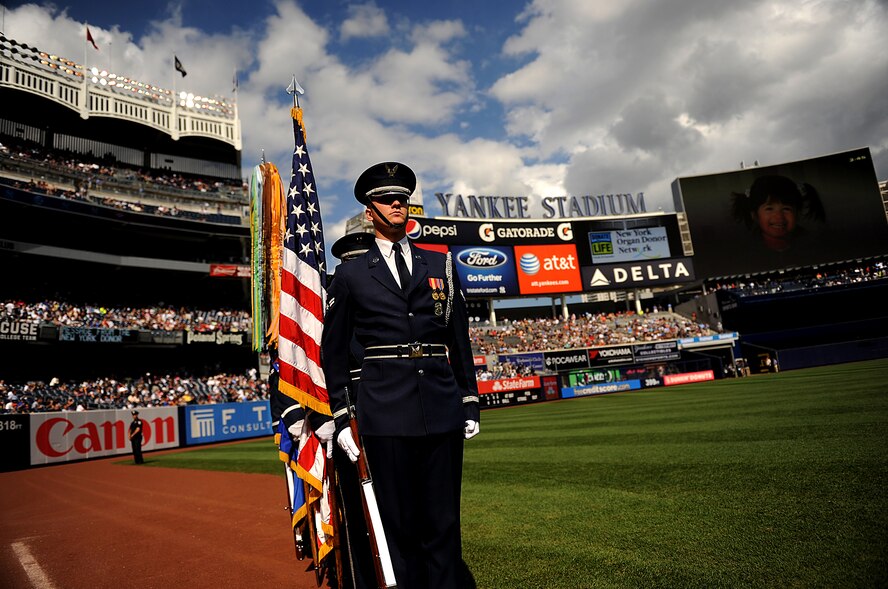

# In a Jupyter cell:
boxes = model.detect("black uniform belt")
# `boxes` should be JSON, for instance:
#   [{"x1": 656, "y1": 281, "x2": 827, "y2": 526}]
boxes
[{"x1": 363, "y1": 343, "x2": 447, "y2": 359}]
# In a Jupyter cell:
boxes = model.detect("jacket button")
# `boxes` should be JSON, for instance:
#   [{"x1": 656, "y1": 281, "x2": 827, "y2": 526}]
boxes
[
  {"x1": 408, "y1": 312, "x2": 414, "y2": 317},
  {"x1": 418, "y1": 369, "x2": 424, "y2": 375}
]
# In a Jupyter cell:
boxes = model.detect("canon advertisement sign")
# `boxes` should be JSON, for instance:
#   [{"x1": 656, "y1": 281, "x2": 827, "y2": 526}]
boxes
[{"x1": 29, "y1": 408, "x2": 179, "y2": 465}]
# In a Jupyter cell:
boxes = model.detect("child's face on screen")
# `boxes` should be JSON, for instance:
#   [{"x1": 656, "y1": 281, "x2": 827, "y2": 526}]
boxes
[{"x1": 755, "y1": 197, "x2": 797, "y2": 241}]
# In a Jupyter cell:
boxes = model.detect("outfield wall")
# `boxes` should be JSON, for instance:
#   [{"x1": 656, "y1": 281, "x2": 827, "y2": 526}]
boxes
[{"x1": 0, "y1": 400, "x2": 272, "y2": 472}]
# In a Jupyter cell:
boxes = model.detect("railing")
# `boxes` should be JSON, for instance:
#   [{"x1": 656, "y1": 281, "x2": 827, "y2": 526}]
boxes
[{"x1": 0, "y1": 154, "x2": 248, "y2": 212}]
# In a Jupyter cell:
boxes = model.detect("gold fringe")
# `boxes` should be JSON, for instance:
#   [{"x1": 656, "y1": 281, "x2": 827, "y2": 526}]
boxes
[
  {"x1": 261, "y1": 162, "x2": 285, "y2": 346},
  {"x1": 291, "y1": 106, "x2": 307, "y2": 145}
]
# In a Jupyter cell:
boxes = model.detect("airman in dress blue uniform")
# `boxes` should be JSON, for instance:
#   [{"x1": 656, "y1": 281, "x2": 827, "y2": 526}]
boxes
[{"x1": 323, "y1": 162, "x2": 480, "y2": 589}]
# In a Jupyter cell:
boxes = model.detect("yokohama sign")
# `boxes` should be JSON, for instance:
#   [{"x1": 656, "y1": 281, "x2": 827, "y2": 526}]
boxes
[{"x1": 29, "y1": 408, "x2": 180, "y2": 465}]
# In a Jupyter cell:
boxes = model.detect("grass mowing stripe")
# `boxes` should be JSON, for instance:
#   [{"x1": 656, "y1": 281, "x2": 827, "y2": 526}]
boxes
[
  {"x1": 141, "y1": 359, "x2": 888, "y2": 588},
  {"x1": 463, "y1": 359, "x2": 888, "y2": 588}
]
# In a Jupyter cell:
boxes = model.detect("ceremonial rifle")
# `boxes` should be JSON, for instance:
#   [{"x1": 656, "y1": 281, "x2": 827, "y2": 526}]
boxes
[{"x1": 344, "y1": 386, "x2": 398, "y2": 589}]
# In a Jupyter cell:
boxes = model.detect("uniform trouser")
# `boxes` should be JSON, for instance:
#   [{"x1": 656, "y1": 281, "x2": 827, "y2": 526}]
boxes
[
  {"x1": 131, "y1": 439, "x2": 143, "y2": 464},
  {"x1": 363, "y1": 431, "x2": 464, "y2": 589},
  {"x1": 333, "y1": 444, "x2": 375, "y2": 589}
]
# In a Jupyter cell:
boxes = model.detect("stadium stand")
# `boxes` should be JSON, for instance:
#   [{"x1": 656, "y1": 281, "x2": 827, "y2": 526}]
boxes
[
  {"x1": 3, "y1": 300, "x2": 251, "y2": 332},
  {"x1": 1, "y1": 370, "x2": 268, "y2": 414},
  {"x1": 469, "y1": 311, "x2": 713, "y2": 355}
]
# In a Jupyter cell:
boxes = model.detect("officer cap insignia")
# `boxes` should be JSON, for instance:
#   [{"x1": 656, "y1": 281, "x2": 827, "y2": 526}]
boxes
[{"x1": 354, "y1": 161, "x2": 416, "y2": 205}]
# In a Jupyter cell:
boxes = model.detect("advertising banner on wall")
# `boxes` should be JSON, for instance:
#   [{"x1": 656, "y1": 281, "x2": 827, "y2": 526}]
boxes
[
  {"x1": 581, "y1": 257, "x2": 696, "y2": 291},
  {"x1": 477, "y1": 376, "x2": 541, "y2": 395},
  {"x1": 561, "y1": 380, "x2": 642, "y2": 398},
  {"x1": 588, "y1": 345, "x2": 635, "y2": 366},
  {"x1": 588, "y1": 227, "x2": 671, "y2": 264},
  {"x1": 0, "y1": 318, "x2": 38, "y2": 341},
  {"x1": 633, "y1": 341, "x2": 682, "y2": 362},
  {"x1": 184, "y1": 331, "x2": 247, "y2": 346},
  {"x1": 183, "y1": 401, "x2": 272, "y2": 445},
  {"x1": 541, "y1": 375, "x2": 561, "y2": 400},
  {"x1": 451, "y1": 245, "x2": 519, "y2": 296},
  {"x1": 498, "y1": 352, "x2": 545, "y2": 372},
  {"x1": 664, "y1": 370, "x2": 715, "y2": 386},
  {"x1": 514, "y1": 244, "x2": 583, "y2": 295},
  {"x1": 406, "y1": 217, "x2": 575, "y2": 245},
  {"x1": 543, "y1": 349, "x2": 590, "y2": 372},
  {"x1": 59, "y1": 327, "x2": 138, "y2": 343},
  {"x1": 29, "y1": 407, "x2": 180, "y2": 466}
]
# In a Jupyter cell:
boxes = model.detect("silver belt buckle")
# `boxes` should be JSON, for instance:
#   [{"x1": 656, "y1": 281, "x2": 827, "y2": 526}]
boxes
[{"x1": 408, "y1": 342, "x2": 423, "y2": 359}]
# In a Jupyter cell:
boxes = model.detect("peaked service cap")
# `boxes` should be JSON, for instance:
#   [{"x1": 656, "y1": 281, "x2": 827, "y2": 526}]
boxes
[
  {"x1": 354, "y1": 161, "x2": 416, "y2": 205},
  {"x1": 331, "y1": 232, "x2": 375, "y2": 261}
]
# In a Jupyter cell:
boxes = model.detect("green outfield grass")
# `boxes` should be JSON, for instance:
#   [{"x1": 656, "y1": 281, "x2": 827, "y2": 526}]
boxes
[{"x1": 145, "y1": 359, "x2": 888, "y2": 588}]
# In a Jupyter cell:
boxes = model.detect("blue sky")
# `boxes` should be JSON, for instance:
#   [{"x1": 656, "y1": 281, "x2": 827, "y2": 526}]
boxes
[{"x1": 2, "y1": 0, "x2": 887, "y2": 254}]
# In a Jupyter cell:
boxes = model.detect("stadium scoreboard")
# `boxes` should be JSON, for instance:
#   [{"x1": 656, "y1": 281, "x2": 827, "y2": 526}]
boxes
[{"x1": 406, "y1": 214, "x2": 696, "y2": 298}]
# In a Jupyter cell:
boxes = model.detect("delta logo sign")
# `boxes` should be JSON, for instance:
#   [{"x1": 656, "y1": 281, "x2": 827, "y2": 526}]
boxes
[
  {"x1": 513, "y1": 244, "x2": 583, "y2": 295},
  {"x1": 451, "y1": 246, "x2": 519, "y2": 296}
]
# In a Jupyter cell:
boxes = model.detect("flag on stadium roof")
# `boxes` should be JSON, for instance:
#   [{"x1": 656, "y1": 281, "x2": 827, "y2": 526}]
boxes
[
  {"x1": 174, "y1": 55, "x2": 187, "y2": 77},
  {"x1": 276, "y1": 106, "x2": 330, "y2": 416},
  {"x1": 86, "y1": 27, "x2": 98, "y2": 51}
]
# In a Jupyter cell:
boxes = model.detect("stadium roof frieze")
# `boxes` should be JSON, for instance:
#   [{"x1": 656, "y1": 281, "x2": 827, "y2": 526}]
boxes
[{"x1": 0, "y1": 39, "x2": 241, "y2": 151}]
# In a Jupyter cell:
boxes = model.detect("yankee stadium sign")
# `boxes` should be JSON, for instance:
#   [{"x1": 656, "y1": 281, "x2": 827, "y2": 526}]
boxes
[{"x1": 435, "y1": 192, "x2": 647, "y2": 219}]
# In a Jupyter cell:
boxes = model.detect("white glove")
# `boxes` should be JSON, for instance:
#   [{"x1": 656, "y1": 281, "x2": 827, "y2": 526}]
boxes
[
  {"x1": 315, "y1": 421, "x2": 336, "y2": 458},
  {"x1": 464, "y1": 419, "x2": 480, "y2": 440},
  {"x1": 337, "y1": 428, "x2": 361, "y2": 463},
  {"x1": 315, "y1": 420, "x2": 335, "y2": 443}
]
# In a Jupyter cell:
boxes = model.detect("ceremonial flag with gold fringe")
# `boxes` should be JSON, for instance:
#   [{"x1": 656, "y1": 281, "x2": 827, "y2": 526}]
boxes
[
  {"x1": 274, "y1": 106, "x2": 335, "y2": 564},
  {"x1": 276, "y1": 107, "x2": 330, "y2": 416},
  {"x1": 275, "y1": 418, "x2": 307, "y2": 528},
  {"x1": 249, "y1": 165, "x2": 265, "y2": 352}
]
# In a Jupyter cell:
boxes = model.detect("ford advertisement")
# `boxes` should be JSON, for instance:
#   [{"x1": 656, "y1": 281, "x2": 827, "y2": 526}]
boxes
[{"x1": 451, "y1": 245, "x2": 520, "y2": 296}]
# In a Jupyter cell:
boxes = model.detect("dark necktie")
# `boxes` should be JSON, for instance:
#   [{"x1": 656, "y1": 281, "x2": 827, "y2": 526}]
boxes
[{"x1": 393, "y1": 242, "x2": 411, "y2": 293}]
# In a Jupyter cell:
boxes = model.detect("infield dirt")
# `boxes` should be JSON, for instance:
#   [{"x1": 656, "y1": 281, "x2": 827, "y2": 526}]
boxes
[{"x1": 0, "y1": 451, "x2": 319, "y2": 589}]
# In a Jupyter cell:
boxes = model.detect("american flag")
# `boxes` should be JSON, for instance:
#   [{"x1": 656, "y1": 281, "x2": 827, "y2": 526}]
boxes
[{"x1": 277, "y1": 108, "x2": 330, "y2": 416}]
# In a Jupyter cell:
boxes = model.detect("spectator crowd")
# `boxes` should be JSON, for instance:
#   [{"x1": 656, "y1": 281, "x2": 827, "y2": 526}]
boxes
[
  {"x1": 710, "y1": 260, "x2": 887, "y2": 297},
  {"x1": 1, "y1": 141, "x2": 245, "y2": 198},
  {"x1": 469, "y1": 311, "x2": 712, "y2": 355},
  {"x1": 3, "y1": 300, "x2": 251, "y2": 332},
  {"x1": 2, "y1": 370, "x2": 268, "y2": 414}
]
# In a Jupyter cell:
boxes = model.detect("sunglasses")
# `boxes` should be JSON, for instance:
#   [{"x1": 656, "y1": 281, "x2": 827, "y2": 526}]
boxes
[{"x1": 370, "y1": 194, "x2": 409, "y2": 206}]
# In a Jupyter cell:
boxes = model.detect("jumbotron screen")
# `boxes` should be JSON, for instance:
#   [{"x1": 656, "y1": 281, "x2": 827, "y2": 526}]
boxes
[
  {"x1": 407, "y1": 214, "x2": 696, "y2": 297},
  {"x1": 672, "y1": 147, "x2": 888, "y2": 279}
]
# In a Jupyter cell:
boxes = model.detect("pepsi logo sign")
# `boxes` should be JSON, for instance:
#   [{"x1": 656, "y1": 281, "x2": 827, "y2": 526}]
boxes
[
  {"x1": 457, "y1": 248, "x2": 507, "y2": 268},
  {"x1": 405, "y1": 219, "x2": 422, "y2": 239}
]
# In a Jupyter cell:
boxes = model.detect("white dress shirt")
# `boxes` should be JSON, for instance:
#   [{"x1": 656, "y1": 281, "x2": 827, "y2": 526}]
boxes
[{"x1": 375, "y1": 236, "x2": 414, "y2": 289}]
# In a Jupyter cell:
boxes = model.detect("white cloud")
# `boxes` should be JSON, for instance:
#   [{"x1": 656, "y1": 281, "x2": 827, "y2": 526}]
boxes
[
  {"x1": 3, "y1": 0, "x2": 886, "y2": 242},
  {"x1": 340, "y1": 3, "x2": 390, "y2": 41}
]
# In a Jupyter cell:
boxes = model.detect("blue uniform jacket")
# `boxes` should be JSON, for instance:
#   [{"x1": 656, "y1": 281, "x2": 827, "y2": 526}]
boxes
[{"x1": 322, "y1": 242, "x2": 480, "y2": 437}]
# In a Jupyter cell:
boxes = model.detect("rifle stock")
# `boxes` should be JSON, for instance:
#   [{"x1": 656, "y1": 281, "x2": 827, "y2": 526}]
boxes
[{"x1": 345, "y1": 388, "x2": 398, "y2": 589}]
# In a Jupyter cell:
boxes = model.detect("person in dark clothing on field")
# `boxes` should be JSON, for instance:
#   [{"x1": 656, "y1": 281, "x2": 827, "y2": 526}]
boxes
[{"x1": 129, "y1": 410, "x2": 144, "y2": 464}]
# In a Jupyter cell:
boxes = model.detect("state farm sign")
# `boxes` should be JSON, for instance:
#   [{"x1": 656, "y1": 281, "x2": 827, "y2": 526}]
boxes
[
  {"x1": 30, "y1": 408, "x2": 180, "y2": 465},
  {"x1": 477, "y1": 376, "x2": 541, "y2": 395}
]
